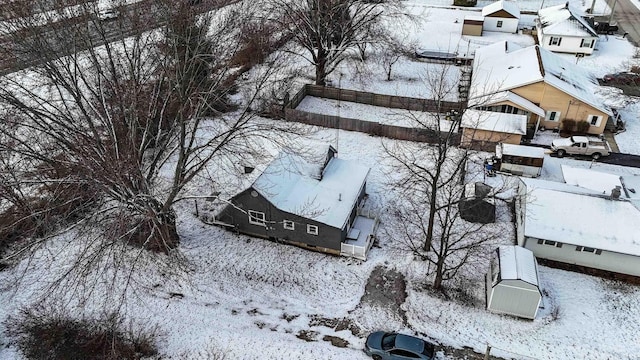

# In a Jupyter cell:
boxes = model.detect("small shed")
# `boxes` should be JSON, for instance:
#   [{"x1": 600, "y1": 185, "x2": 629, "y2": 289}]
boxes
[
  {"x1": 482, "y1": 0, "x2": 520, "y2": 33},
  {"x1": 486, "y1": 246, "x2": 542, "y2": 320},
  {"x1": 459, "y1": 182, "x2": 495, "y2": 223},
  {"x1": 495, "y1": 143, "x2": 545, "y2": 177},
  {"x1": 462, "y1": 15, "x2": 484, "y2": 36}
]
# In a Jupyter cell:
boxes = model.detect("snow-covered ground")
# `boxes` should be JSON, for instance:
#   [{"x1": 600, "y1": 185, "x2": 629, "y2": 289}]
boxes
[{"x1": 2, "y1": 0, "x2": 640, "y2": 359}]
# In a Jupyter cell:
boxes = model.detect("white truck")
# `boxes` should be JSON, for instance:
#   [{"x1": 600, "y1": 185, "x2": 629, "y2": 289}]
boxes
[{"x1": 550, "y1": 136, "x2": 611, "y2": 159}]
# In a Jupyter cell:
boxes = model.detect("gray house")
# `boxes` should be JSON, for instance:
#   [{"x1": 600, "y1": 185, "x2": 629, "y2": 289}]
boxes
[
  {"x1": 516, "y1": 177, "x2": 640, "y2": 277},
  {"x1": 486, "y1": 246, "x2": 542, "y2": 319},
  {"x1": 217, "y1": 146, "x2": 376, "y2": 260}
]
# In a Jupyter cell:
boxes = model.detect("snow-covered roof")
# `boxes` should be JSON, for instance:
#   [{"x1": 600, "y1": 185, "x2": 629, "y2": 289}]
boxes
[
  {"x1": 499, "y1": 143, "x2": 545, "y2": 159},
  {"x1": 523, "y1": 186, "x2": 640, "y2": 256},
  {"x1": 498, "y1": 245, "x2": 539, "y2": 287},
  {"x1": 561, "y1": 165, "x2": 623, "y2": 195},
  {"x1": 468, "y1": 91, "x2": 546, "y2": 117},
  {"x1": 252, "y1": 149, "x2": 370, "y2": 229},
  {"x1": 482, "y1": 0, "x2": 520, "y2": 19},
  {"x1": 461, "y1": 109, "x2": 526, "y2": 135},
  {"x1": 470, "y1": 41, "x2": 611, "y2": 116},
  {"x1": 464, "y1": 15, "x2": 485, "y2": 22},
  {"x1": 520, "y1": 177, "x2": 603, "y2": 196},
  {"x1": 538, "y1": 3, "x2": 598, "y2": 37}
]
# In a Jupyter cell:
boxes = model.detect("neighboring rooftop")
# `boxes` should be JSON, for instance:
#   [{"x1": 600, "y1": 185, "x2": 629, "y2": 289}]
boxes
[
  {"x1": 522, "y1": 182, "x2": 640, "y2": 256},
  {"x1": 538, "y1": 3, "x2": 598, "y2": 37},
  {"x1": 470, "y1": 41, "x2": 610, "y2": 115},
  {"x1": 461, "y1": 109, "x2": 526, "y2": 135},
  {"x1": 252, "y1": 147, "x2": 370, "y2": 229},
  {"x1": 499, "y1": 143, "x2": 546, "y2": 159},
  {"x1": 482, "y1": 0, "x2": 520, "y2": 19}
]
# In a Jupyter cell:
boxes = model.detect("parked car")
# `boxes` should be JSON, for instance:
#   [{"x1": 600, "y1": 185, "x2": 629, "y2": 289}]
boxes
[
  {"x1": 364, "y1": 331, "x2": 436, "y2": 360},
  {"x1": 550, "y1": 135, "x2": 611, "y2": 159},
  {"x1": 602, "y1": 72, "x2": 640, "y2": 85}
]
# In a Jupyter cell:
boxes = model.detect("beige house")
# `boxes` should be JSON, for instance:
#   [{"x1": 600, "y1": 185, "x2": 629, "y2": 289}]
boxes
[
  {"x1": 461, "y1": 109, "x2": 525, "y2": 148},
  {"x1": 466, "y1": 41, "x2": 611, "y2": 145}
]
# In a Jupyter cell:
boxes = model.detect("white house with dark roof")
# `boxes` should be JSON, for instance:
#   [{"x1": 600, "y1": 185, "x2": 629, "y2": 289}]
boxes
[
  {"x1": 216, "y1": 145, "x2": 377, "y2": 260},
  {"x1": 465, "y1": 41, "x2": 611, "y2": 146},
  {"x1": 481, "y1": 0, "x2": 520, "y2": 33},
  {"x1": 515, "y1": 177, "x2": 640, "y2": 277},
  {"x1": 536, "y1": 3, "x2": 599, "y2": 55},
  {"x1": 486, "y1": 245, "x2": 542, "y2": 319}
]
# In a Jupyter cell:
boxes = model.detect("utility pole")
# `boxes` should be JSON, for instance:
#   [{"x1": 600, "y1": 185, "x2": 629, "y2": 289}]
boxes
[
  {"x1": 484, "y1": 344, "x2": 492, "y2": 360},
  {"x1": 609, "y1": 0, "x2": 619, "y2": 24}
]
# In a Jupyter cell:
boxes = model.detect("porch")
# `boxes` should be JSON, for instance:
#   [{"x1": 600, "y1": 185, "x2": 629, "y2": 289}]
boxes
[{"x1": 341, "y1": 209, "x2": 378, "y2": 261}]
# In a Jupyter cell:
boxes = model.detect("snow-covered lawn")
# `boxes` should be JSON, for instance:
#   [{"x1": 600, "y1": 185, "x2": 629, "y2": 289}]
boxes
[{"x1": 3, "y1": 1, "x2": 640, "y2": 360}]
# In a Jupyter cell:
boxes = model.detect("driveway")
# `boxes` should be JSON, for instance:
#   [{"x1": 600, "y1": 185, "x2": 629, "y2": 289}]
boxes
[{"x1": 612, "y1": 0, "x2": 640, "y2": 47}]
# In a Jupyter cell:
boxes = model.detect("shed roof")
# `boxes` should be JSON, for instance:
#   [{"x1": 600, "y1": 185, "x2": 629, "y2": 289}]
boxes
[
  {"x1": 522, "y1": 185, "x2": 640, "y2": 256},
  {"x1": 253, "y1": 149, "x2": 369, "y2": 228},
  {"x1": 470, "y1": 41, "x2": 610, "y2": 115},
  {"x1": 482, "y1": 0, "x2": 520, "y2": 18},
  {"x1": 461, "y1": 109, "x2": 526, "y2": 135},
  {"x1": 499, "y1": 143, "x2": 546, "y2": 159},
  {"x1": 498, "y1": 245, "x2": 539, "y2": 287},
  {"x1": 538, "y1": 3, "x2": 598, "y2": 37}
]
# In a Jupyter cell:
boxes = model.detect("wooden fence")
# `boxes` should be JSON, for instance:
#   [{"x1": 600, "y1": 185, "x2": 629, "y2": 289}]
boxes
[{"x1": 284, "y1": 84, "x2": 463, "y2": 144}]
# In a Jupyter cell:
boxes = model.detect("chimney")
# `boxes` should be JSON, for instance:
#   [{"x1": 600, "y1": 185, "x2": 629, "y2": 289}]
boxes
[{"x1": 610, "y1": 186, "x2": 621, "y2": 200}]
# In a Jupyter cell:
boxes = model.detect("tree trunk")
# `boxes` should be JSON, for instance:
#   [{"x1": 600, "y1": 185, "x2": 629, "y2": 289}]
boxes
[
  {"x1": 130, "y1": 199, "x2": 180, "y2": 254},
  {"x1": 386, "y1": 65, "x2": 392, "y2": 81},
  {"x1": 423, "y1": 179, "x2": 439, "y2": 252},
  {"x1": 315, "y1": 50, "x2": 328, "y2": 86},
  {"x1": 433, "y1": 257, "x2": 445, "y2": 290}
]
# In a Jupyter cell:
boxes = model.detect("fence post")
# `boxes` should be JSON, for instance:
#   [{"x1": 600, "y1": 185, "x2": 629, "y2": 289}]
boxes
[{"x1": 484, "y1": 344, "x2": 491, "y2": 360}]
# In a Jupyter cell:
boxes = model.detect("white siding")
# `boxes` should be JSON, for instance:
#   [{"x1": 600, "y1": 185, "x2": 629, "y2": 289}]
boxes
[
  {"x1": 483, "y1": 18, "x2": 518, "y2": 33},
  {"x1": 538, "y1": 34, "x2": 597, "y2": 55},
  {"x1": 487, "y1": 279, "x2": 541, "y2": 319},
  {"x1": 523, "y1": 237, "x2": 640, "y2": 276}
]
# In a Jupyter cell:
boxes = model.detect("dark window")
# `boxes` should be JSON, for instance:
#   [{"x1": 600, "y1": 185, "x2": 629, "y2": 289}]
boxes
[
  {"x1": 550, "y1": 37, "x2": 562, "y2": 46},
  {"x1": 497, "y1": 20, "x2": 503, "y2": 28},
  {"x1": 543, "y1": 240, "x2": 556, "y2": 246},
  {"x1": 537, "y1": 239, "x2": 543, "y2": 245},
  {"x1": 381, "y1": 334, "x2": 396, "y2": 351}
]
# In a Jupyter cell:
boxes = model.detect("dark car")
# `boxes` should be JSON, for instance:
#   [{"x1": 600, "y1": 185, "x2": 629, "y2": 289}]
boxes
[
  {"x1": 602, "y1": 72, "x2": 640, "y2": 85},
  {"x1": 364, "y1": 331, "x2": 436, "y2": 360}
]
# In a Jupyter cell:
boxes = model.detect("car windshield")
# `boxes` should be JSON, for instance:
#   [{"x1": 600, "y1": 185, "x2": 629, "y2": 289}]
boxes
[
  {"x1": 381, "y1": 333, "x2": 397, "y2": 351},
  {"x1": 422, "y1": 342, "x2": 435, "y2": 357}
]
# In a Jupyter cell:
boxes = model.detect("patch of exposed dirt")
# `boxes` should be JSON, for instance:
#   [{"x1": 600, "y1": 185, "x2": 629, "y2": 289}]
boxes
[
  {"x1": 322, "y1": 335, "x2": 349, "y2": 348},
  {"x1": 359, "y1": 266, "x2": 408, "y2": 324},
  {"x1": 296, "y1": 330, "x2": 318, "y2": 342},
  {"x1": 309, "y1": 315, "x2": 361, "y2": 336}
]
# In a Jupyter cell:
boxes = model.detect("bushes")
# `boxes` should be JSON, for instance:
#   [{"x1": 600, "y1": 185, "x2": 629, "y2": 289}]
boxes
[
  {"x1": 5, "y1": 307, "x2": 159, "y2": 360},
  {"x1": 562, "y1": 119, "x2": 576, "y2": 132},
  {"x1": 576, "y1": 121, "x2": 591, "y2": 134}
]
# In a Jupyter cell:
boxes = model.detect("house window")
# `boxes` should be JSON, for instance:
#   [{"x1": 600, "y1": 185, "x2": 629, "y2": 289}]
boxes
[
  {"x1": 307, "y1": 224, "x2": 319, "y2": 235},
  {"x1": 589, "y1": 115, "x2": 602, "y2": 127},
  {"x1": 576, "y1": 246, "x2": 602, "y2": 254},
  {"x1": 283, "y1": 220, "x2": 295, "y2": 230},
  {"x1": 497, "y1": 20, "x2": 503, "y2": 28},
  {"x1": 248, "y1": 210, "x2": 266, "y2": 226},
  {"x1": 542, "y1": 240, "x2": 563, "y2": 247},
  {"x1": 580, "y1": 39, "x2": 594, "y2": 48},
  {"x1": 549, "y1": 36, "x2": 562, "y2": 46},
  {"x1": 546, "y1": 111, "x2": 560, "y2": 121}
]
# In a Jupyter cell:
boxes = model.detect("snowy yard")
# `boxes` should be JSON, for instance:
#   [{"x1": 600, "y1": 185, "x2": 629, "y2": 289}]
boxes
[{"x1": 2, "y1": 0, "x2": 640, "y2": 359}]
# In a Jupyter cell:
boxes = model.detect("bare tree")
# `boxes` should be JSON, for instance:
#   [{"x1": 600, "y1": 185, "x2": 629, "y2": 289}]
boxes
[
  {"x1": 266, "y1": 0, "x2": 401, "y2": 85},
  {"x1": 383, "y1": 64, "x2": 511, "y2": 290},
  {"x1": 0, "y1": 0, "x2": 294, "y2": 303},
  {"x1": 378, "y1": 30, "x2": 416, "y2": 81}
]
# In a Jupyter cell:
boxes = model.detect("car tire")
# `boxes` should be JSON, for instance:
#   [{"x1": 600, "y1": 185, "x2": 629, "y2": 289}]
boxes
[
  {"x1": 592, "y1": 152, "x2": 601, "y2": 160},
  {"x1": 557, "y1": 149, "x2": 566, "y2": 158},
  {"x1": 372, "y1": 355, "x2": 383, "y2": 360}
]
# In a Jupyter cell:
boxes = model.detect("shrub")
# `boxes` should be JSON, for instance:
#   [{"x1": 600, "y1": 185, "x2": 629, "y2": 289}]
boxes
[
  {"x1": 562, "y1": 119, "x2": 576, "y2": 132},
  {"x1": 453, "y1": 0, "x2": 477, "y2": 6},
  {"x1": 5, "y1": 306, "x2": 159, "y2": 360},
  {"x1": 576, "y1": 120, "x2": 591, "y2": 133}
]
